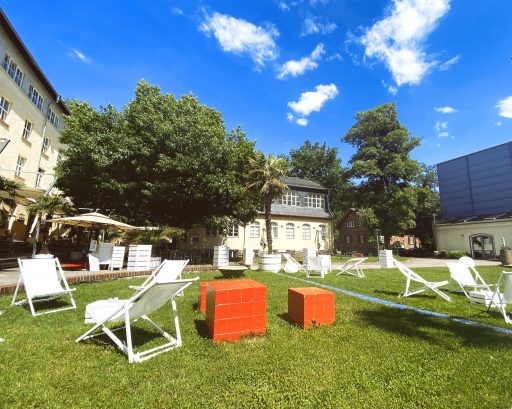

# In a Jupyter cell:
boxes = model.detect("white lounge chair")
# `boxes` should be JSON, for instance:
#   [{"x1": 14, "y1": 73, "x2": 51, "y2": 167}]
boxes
[
  {"x1": 458, "y1": 256, "x2": 488, "y2": 284},
  {"x1": 88, "y1": 254, "x2": 100, "y2": 272},
  {"x1": 487, "y1": 272, "x2": 512, "y2": 324},
  {"x1": 336, "y1": 257, "x2": 368, "y2": 278},
  {"x1": 306, "y1": 256, "x2": 328, "y2": 278},
  {"x1": 129, "y1": 259, "x2": 189, "y2": 293},
  {"x1": 446, "y1": 262, "x2": 493, "y2": 298},
  {"x1": 393, "y1": 259, "x2": 451, "y2": 302},
  {"x1": 12, "y1": 258, "x2": 77, "y2": 316},
  {"x1": 110, "y1": 246, "x2": 126, "y2": 270},
  {"x1": 76, "y1": 276, "x2": 198, "y2": 363},
  {"x1": 283, "y1": 254, "x2": 304, "y2": 273},
  {"x1": 127, "y1": 245, "x2": 152, "y2": 271}
]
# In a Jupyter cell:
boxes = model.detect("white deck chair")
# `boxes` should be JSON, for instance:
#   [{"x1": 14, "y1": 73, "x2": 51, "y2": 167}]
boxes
[
  {"x1": 12, "y1": 258, "x2": 77, "y2": 316},
  {"x1": 88, "y1": 254, "x2": 100, "y2": 272},
  {"x1": 283, "y1": 254, "x2": 305, "y2": 273},
  {"x1": 129, "y1": 259, "x2": 189, "y2": 294},
  {"x1": 110, "y1": 246, "x2": 126, "y2": 270},
  {"x1": 76, "y1": 277, "x2": 198, "y2": 363},
  {"x1": 446, "y1": 262, "x2": 493, "y2": 298},
  {"x1": 336, "y1": 257, "x2": 368, "y2": 278},
  {"x1": 487, "y1": 272, "x2": 512, "y2": 325},
  {"x1": 459, "y1": 256, "x2": 488, "y2": 284},
  {"x1": 306, "y1": 256, "x2": 328, "y2": 278},
  {"x1": 393, "y1": 259, "x2": 451, "y2": 302}
]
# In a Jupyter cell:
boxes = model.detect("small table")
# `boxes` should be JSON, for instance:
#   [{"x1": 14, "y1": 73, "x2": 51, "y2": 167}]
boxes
[
  {"x1": 288, "y1": 287, "x2": 335, "y2": 329},
  {"x1": 218, "y1": 265, "x2": 247, "y2": 278},
  {"x1": 205, "y1": 279, "x2": 266, "y2": 341}
]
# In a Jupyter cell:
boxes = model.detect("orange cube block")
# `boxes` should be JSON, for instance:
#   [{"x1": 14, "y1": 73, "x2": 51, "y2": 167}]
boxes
[
  {"x1": 198, "y1": 281, "x2": 215, "y2": 313},
  {"x1": 288, "y1": 287, "x2": 335, "y2": 329},
  {"x1": 205, "y1": 279, "x2": 267, "y2": 342}
]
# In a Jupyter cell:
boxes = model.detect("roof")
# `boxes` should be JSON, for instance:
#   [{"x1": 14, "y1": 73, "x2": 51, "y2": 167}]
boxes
[
  {"x1": 436, "y1": 140, "x2": 512, "y2": 166},
  {"x1": 268, "y1": 203, "x2": 331, "y2": 219},
  {"x1": 0, "y1": 8, "x2": 69, "y2": 115},
  {"x1": 281, "y1": 176, "x2": 327, "y2": 191},
  {"x1": 438, "y1": 212, "x2": 512, "y2": 225}
]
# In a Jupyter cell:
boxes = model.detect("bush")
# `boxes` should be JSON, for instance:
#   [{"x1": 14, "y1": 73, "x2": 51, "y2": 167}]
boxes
[{"x1": 436, "y1": 250, "x2": 466, "y2": 259}]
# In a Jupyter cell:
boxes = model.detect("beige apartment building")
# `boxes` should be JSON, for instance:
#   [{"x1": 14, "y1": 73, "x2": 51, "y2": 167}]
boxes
[
  {"x1": 183, "y1": 177, "x2": 334, "y2": 254},
  {"x1": 0, "y1": 8, "x2": 68, "y2": 240}
]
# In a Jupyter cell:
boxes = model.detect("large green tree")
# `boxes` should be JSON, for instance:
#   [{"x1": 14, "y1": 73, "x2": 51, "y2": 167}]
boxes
[
  {"x1": 247, "y1": 153, "x2": 288, "y2": 253},
  {"x1": 343, "y1": 102, "x2": 422, "y2": 247},
  {"x1": 57, "y1": 81, "x2": 259, "y2": 228},
  {"x1": 288, "y1": 140, "x2": 349, "y2": 225}
]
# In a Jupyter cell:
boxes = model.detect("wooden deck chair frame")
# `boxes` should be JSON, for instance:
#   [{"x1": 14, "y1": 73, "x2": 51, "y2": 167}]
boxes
[
  {"x1": 446, "y1": 262, "x2": 493, "y2": 298},
  {"x1": 336, "y1": 257, "x2": 368, "y2": 278},
  {"x1": 306, "y1": 256, "x2": 328, "y2": 278},
  {"x1": 12, "y1": 258, "x2": 77, "y2": 316},
  {"x1": 283, "y1": 253, "x2": 305, "y2": 272},
  {"x1": 76, "y1": 277, "x2": 198, "y2": 363},
  {"x1": 393, "y1": 259, "x2": 451, "y2": 302},
  {"x1": 487, "y1": 271, "x2": 512, "y2": 325}
]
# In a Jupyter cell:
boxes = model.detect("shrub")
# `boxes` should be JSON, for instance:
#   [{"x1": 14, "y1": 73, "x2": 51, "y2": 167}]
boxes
[{"x1": 436, "y1": 250, "x2": 466, "y2": 259}]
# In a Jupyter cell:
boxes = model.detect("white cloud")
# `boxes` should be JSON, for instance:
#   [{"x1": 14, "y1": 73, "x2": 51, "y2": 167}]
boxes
[
  {"x1": 436, "y1": 143, "x2": 441, "y2": 147},
  {"x1": 310, "y1": 0, "x2": 331, "y2": 5},
  {"x1": 277, "y1": 43, "x2": 325, "y2": 79},
  {"x1": 327, "y1": 53, "x2": 342, "y2": 61},
  {"x1": 434, "y1": 106, "x2": 457, "y2": 114},
  {"x1": 434, "y1": 121, "x2": 448, "y2": 132},
  {"x1": 287, "y1": 113, "x2": 295, "y2": 121},
  {"x1": 172, "y1": 7, "x2": 183, "y2": 15},
  {"x1": 67, "y1": 48, "x2": 91, "y2": 64},
  {"x1": 496, "y1": 121, "x2": 503, "y2": 126},
  {"x1": 382, "y1": 80, "x2": 398, "y2": 95},
  {"x1": 496, "y1": 96, "x2": 512, "y2": 119},
  {"x1": 200, "y1": 12, "x2": 279, "y2": 67},
  {"x1": 278, "y1": 2, "x2": 290, "y2": 11},
  {"x1": 437, "y1": 131, "x2": 449, "y2": 138},
  {"x1": 361, "y1": 0, "x2": 451, "y2": 86},
  {"x1": 301, "y1": 15, "x2": 337, "y2": 36},
  {"x1": 288, "y1": 84, "x2": 338, "y2": 116},
  {"x1": 439, "y1": 54, "x2": 460, "y2": 71},
  {"x1": 296, "y1": 118, "x2": 309, "y2": 126}
]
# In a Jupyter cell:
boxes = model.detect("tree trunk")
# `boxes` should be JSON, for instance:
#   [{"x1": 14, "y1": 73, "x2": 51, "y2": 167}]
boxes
[{"x1": 265, "y1": 200, "x2": 272, "y2": 253}]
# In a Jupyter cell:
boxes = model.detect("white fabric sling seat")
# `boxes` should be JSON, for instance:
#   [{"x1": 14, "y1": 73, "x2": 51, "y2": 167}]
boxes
[
  {"x1": 77, "y1": 276, "x2": 198, "y2": 363},
  {"x1": 306, "y1": 256, "x2": 329, "y2": 278},
  {"x1": 487, "y1": 272, "x2": 512, "y2": 325},
  {"x1": 394, "y1": 259, "x2": 451, "y2": 302},
  {"x1": 283, "y1": 254, "x2": 304, "y2": 273},
  {"x1": 12, "y1": 258, "x2": 77, "y2": 316},
  {"x1": 336, "y1": 257, "x2": 368, "y2": 278},
  {"x1": 129, "y1": 259, "x2": 189, "y2": 295},
  {"x1": 446, "y1": 261, "x2": 493, "y2": 298}
]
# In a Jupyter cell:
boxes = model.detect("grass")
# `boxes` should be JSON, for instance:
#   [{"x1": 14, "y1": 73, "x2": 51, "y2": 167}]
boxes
[{"x1": 1, "y1": 267, "x2": 511, "y2": 408}]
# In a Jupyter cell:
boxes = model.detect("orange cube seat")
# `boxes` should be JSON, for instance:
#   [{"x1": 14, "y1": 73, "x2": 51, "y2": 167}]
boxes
[
  {"x1": 288, "y1": 287, "x2": 335, "y2": 329},
  {"x1": 198, "y1": 281, "x2": 214, "y2": 313},
  {"x1": 205, "y1": 279, "x2": 266, "y2": 342}
]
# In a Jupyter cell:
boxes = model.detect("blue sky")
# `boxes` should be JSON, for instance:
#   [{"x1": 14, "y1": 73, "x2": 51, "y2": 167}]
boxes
[{"x1": 2, "y1": 0, "x2": 512, "y2": 166}]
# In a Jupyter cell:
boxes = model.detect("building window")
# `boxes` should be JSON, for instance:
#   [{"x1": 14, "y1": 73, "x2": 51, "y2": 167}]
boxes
[
  {"x1": 249, "y1": 221, "x2": 260, "y2": 238},
  {"x1": 347, "y1": 220, "x2": 355, "y2": 228},
  {"x1": 42, "y1": 137, "x2": 49, "y2": 154},
  {"x1": 345, "y1": 235, "x2": 352, "y2": 244},
  {"x1": 0, "y1": 96, "x2": 10, "y2": 121},
  {"x1": 2, "y1": 54, "x2": 24, "y2": 86},
  {"x1": 35, "y1": 168, "x2": 45, "y2": 188},
  {"x1": 286, "y1": 223, "x2": 295, "y2": 239},
  {"x1": 302, "y1": 224, "x2": 311, "y2": 240},
  {"x1": 205, "y1": 227, "x2": 217, "y2": 237},
  {"x1": 320, "y1": 225, "x2": 327, "y2": 240},
  {"x1": 22, "y1": 119, "x2": 33, "y2": 140},
  {"x1": 47, "y1": 107, "x2": 60, "y2": 128},
  {"x1": 271, "y1": 222, "x2": 278, "y2": 239},
  {"x1": 15, "y1": 156, "x2": 26, "y2": 177},
  {"x1": 277, "y1": 190, "x2": 299, "y2": 206},
  {"x1": 408, "y1": 236, "x2": 415, "y2": 245},
  {"x1": 359, "y1": 235, "x2": 366, "y2": 244},
  {"x1": 305, "y1": 193, "x2": 325, "y2": 208},
  {"x1": 28, "y1": 85, "x2": 44, "y2": 110},
  {"x1": 228, "y1": 225, "x2": 239, "y2": 237}
]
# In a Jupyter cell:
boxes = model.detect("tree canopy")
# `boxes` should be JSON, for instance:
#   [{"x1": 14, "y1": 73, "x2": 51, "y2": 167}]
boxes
[
  {"x1": 57, "y1": 81, "x2": 259, "y2": 228},
  {"x1": 343, "y1": 102, "x2": 422, "y2": 246}
]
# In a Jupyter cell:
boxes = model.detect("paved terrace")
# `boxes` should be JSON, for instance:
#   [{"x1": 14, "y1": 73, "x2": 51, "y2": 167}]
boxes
[{"x1": 0, "y1": 258, "x2": 500, "y2": 296}]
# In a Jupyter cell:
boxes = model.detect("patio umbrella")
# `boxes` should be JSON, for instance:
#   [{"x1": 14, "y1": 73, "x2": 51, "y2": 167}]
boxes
[{"x1": 45, "y1": 212, "x2": 138, "y2": 230}]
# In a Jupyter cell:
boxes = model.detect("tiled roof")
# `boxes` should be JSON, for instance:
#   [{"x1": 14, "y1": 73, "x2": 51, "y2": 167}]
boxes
[
  {"x1": 268, "y1": 204, "x2": 331, "y2": 219},
  {"x1": 281, "y1": 176, "x2": 326, "y2": 191}
]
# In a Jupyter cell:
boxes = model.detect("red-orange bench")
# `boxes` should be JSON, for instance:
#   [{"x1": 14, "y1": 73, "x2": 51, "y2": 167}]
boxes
[
  {"x1": 288, "y1": 287, "x2": 335, "y2": 329},
  {"x1": 205, "y1": 279, "x2": 266, "y2": 342}
]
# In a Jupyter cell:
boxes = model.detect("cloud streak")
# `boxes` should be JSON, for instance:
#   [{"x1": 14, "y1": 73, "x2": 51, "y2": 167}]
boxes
[
  {"x1": 288, "y1": 84, "x2": 338, "y2": 116},
  {"x1": 67, "y1": 48, "x2": 91, "y2": 64},
  {"x1": 496, "y1": 96, "x2": 512, "y2": 119}
]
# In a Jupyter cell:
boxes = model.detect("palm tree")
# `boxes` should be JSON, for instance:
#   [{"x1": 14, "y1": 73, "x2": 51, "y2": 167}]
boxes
[
  {"x1": 247, "y1": 153, "x2": 288, "y2": 253},
  {"x1": 27, "y1": 195, "x2": 74, "y2": 254},
  {"x1": 0, "y1": 176, "x2": 23, "y2": 233}
]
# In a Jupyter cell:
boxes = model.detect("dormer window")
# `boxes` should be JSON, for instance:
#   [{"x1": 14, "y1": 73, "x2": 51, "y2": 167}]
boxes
[
  {"x1": 305, "y1": 193, "x2": 324, "y2": 208},
  {"x1": 276, "y1": 190, "x2": 299, "y2": 206}
]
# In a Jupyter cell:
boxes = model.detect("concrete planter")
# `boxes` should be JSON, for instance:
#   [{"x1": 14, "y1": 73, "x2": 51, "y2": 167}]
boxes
[{"x1": 260, "y1": 254, "x2": 282, "y2": 272}]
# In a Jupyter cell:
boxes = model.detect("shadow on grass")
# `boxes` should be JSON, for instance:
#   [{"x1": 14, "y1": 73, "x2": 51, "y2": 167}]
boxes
[
  {"x1": 355, "y1": 307, "x2": 512, "y2": 349},
  {"x1": 19, "y1": 298, "x2": 74, "y2": 314},
  {"x1": 194, "y1": 319, "x2": 210, "y2": 339},
  {"x1": 277, "y1": 312, "x2": 294, "y2": 325}
]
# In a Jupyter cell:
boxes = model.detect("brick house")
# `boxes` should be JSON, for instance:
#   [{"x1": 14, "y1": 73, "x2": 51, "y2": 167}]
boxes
[{"x1": 337, "y1": 209, "x2": 419, "y2": 255}]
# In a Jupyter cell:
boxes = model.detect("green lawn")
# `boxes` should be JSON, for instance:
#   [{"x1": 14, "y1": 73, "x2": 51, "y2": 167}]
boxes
[{"x1": 1, "y1": 267, "x2": 511, "y2": 408}]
